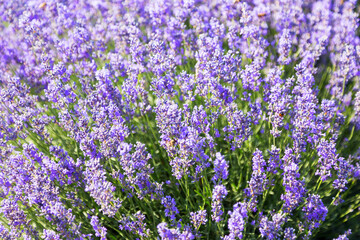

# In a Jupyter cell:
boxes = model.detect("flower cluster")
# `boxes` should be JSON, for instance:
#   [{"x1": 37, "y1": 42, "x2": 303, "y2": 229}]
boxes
[{"x1": 0, "y1": 0, "x2": 359, "y2": 239}]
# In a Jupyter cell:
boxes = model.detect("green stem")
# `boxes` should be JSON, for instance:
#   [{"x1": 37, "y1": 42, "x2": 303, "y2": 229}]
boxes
[
  {"x1": 330, "y1": 191, "x2": 341, "y2": 206},
  {"x1": 348, "y1": 125, "x2": 355, "y2": 141},
  {"x1": 315, "y1": 178, "x2": 322, "y2": 192},
  {"x1": 179, "y1": 177, "x2": 195, "y2": 210}
]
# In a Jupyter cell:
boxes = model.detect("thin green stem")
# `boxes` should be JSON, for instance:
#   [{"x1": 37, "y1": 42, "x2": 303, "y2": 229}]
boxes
[{"x1": 348, "y1": 125, "x2": 355, "y2": 141}]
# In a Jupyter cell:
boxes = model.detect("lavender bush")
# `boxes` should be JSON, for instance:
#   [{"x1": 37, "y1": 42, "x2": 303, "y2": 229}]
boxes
[{"x1": 0, "y1": 0, "x2": 360, "y2": 239}]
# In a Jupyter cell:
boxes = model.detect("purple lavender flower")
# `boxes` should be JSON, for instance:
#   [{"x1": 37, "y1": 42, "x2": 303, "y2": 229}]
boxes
[
  {"x1": 176, "y1": 71, "x2": 196, "y2": 101},
  {"x1": 245, "y1": 149, "x2": 267, "y2": 211},
  {"x1": 0, "y1": 199, "x2": 27, "y2": 232},
  {"x1": 302, "y1": 194, "x2": 328, "y2": 231},
  {"x1": 316, "y1": 139, "x2": 338, "y2": 181},
  {"x1": 1, "y1": 1, "x2": 359, "y2": 239},
  {"x1": 157, "y1": 222, "x2": 195, "y2": 240},
  {"x1": 281, "y1": 148, "x2": 306, "y2": 213},
  {"x1": 154, "y1": 99, "x2": 182, "y2": 148},
  {"x1": 0, "y1": 151, "x2": 81, "y2": 239},
  {"x1": 224, "y1": 202, "x2": 247, "y2": 239},
  {"x1": 83, "y1": 157, "x2": 122, "y2": 217},
  {"x1": 117, "y1": 142, "x2": 158, "y2": 199},
  {"x1": 284, "y1": 227, "x2": 296, "y2": 240},
  {"x1": 43, "y1": 229, "x2": 61, "y2": 240},
  {"x1": 147, "y1": 37, "x2": 174, "y2": 77},
  {"x1": 259, "y1": 213, "x2": 285, "y2": 240},
  {"x1": 267, "y1": 146, "x2": 281, "y2": 174},
  {"x1": 90, "y1": 216, "x2": 107, "y2": 240},
  {"x1": 328, "y1": 1, "x2": 359, "y2": 99},
  {"x1": 0, "y1": 223, "x2": 11, "y2": 239},
  {"x1": 333, "y1": 230, "x2": 352, "y2": 240},
  {"x1": 278, "y1": 29, "x2": 292, "y2": 65},
  {"x1": 259, "y1": 216, "x2": 276, "y2": 240},
  {"x1": 353, "y1": 91, "x2": 360, "y2": 129},
  {"x1": 119, "y1": 211, "x2": 150, "y2": 238},
  {"x1": 161, "y1": 196, "x2": 179, "y2": 223},
  {"x1": 319, "y1": 99, "x2": 344, "y2": 136},
  {"x1": 305, "y1": 0, "x2": 331, "y2": 60},
  {"x1": 292, "y1": 62, "x2": 319, "y2": 152},
  {"x1": 212, "y1": 152, "x2": 228, "y2": 183},
  {"x1": 333, "y1": 157, "x2": 352, "y2": 192},
  {"x1": 240, "y1": 63, "x2": 262, "y2": 92},
  {"x1": 211, "y1": 184, "x2": 228, "y2": 222},
  {"x1": 223, "y1": 103, "x2": 252, "y2": 150},
  {"x1": 266, "y1": 67, "x2": 291, "y2": 138},
  {"x1": 158, "y1": 223, "x2": 180, "y2": 240},
  {"x1": 48, "y1": 145, "x2": 82, "y2": 185},
  {"x1": 151, "y1": 74, "x2": 175, "y2": 97},
  {"x1": 190, "y1": 210, "x2": 207, "y2": 229}
]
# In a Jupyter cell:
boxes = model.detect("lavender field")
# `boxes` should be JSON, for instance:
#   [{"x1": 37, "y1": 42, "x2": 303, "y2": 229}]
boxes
[{"x1": 1, "y1": 0, "x2": 360, "y2": 239}]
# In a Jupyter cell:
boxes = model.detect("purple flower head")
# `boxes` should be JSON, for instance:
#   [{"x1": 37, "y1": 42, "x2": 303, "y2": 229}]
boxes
[
  {"x1": 151, "y1": 74, "x2": 175, "y2": 97},
  {"x1": 212, "y1": 152, "x2": 228, "y2": 183},
  {"x1": 0, "y1": 1, "x2": 359, "y2": 239},
  {"x1": 0, "y1": 223, "x2": 11, "y2": 239},
  {"x1": 281, "y1": 148, "x2": 306, "y2": 213},
  {"x1": 118, "y1": 142, "x2": 157, "y2": 199},
  {"x1": 0, "y1": 198, "x2": 27, "y2": 230},
  {"x1": 303, "y1": 194, "x2": 328, "y2": 231},
  {"x1": 259, "y1": 212, "x2": 285, "y2": 240},
  {"x1": 157, "y1": 222, "x2": 195, "y2": 240},
  {"x1": 154, "y1": 99, "x2": 182, "y2": 143},
  {"x1": 211, "y1": 184, "x2": 228, "y2": 222},
  {"x1": 83, "y1": 157, "x2": 122, "y2": 217},
  {"x1": 190, "y1": 210, "x2": 207, "y2": 229},
  {"x1": 119, "y1": 211, "x2": 150, "y2": 238},
  {"x1": 223, "y1": 103, "x2": 252, "y2": 150},
  {"x1": 177, "y1": 71, "x2": 196, "y2": 101},
  {"x1": 284, "y1": 227, "x2": 296, "y2": 240},
  {"x1": 43, "y1": 229, "x2": 61, "y2": 240},
  {"x1": 352, "y1": 162, "x2": 360, "y2": 179},
  {"x1": 224, "y1": 202, "x2": 247, "y2": 239},
  {"x1": 240, "y1": 63, "x2": 262, "y2": 92},
  {"x1": 267, "y1": 146, "x2": 281, "y2": 174},
  {"x1": 266, "y1": 68, "x2": 291, "y2": 138},
  {"x1": 245, "y1": 149, "x2": 267, "y2": 204},
  {"x1": 333, "y1": 157, "x2": 351, "y2": 192},
  {"x1": 333, "y1": 230, "x2": 352, "y2": 240},
  {"x1": 90, "y1": 216, "x2": 107, "y2": 240},
  {"x1": 278, "y1": 29, "x2": 292, "y2": 65},
  {"x1": 353, "y1": 91, "x2": 360, "y2": 130},
  {"x1": 316, "y1": 139, "x2": 338, "y2": 181},
  {"x1": 157, "y1": 222, "x2": 179, "y2": 240},
  {"x1": 259, "y1": 216, "x2": 275, "y2": 240},
  {"x1": 320, "y1": 100, "x2": 338, "y2": 123},
  {"x1": 161, "y1": 196, "x2": 179, "y2": 223}
]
